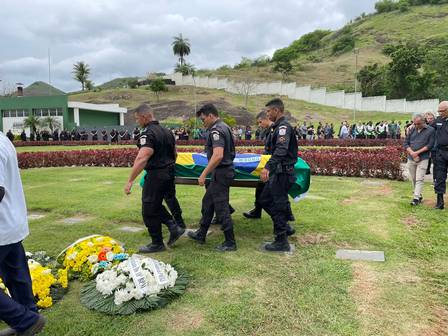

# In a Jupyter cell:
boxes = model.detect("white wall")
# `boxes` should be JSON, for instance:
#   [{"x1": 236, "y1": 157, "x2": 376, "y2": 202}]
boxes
[
  {"x1": 170, "y1": 73, "x2": 439, "y2": 114},
  {"x1": 325, "y1": 91, "x2": 345, "y2": 108},
  {"x1": 361, "y1": 96, "x2": 386, "y2": 112}
]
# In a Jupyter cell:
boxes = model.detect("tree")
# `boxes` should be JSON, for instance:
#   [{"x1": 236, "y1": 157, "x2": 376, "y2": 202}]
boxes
[
  {"x1": 273, "y1": 60, "x2": 293, "y2": 80},
  {"x1": 41, "y1": 116, "x2": 61, "y2": 132},
  {"x1": 235, "y1": 78, "x2": 257, "y2": 109},
  {"x1": 23, "y1": 115, "x2": 42, "y2": 134},
  {"x1": 175, "y1": 62, "x2": 195, "y2": 75},
  {"x1": 172, "y1": 33, "x2": 191, "y2": 66},
  {"x1": 357, "y1": 63, "x2": 387, "y2": 97},
  {"x1": 149, "y1": 78, "x2": 167, "y2": 101},
  {"x1": 72, "y1": 61, "x2": 90, "y2": 91},
  {"x1": 85, "y1": 80, "x2": 94, "y2": 91},
  {"x1": 128, "y1": 79, "x2": 139, "y2": 89}
]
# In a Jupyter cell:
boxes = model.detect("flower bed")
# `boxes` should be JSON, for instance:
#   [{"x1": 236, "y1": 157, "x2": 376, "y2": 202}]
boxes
[
  {"x1": 13, "y1": 138, "x2": 403, "y2": 148},
  {"x1": 17, "y1": 146, "x2": 404, "y2": 180}
]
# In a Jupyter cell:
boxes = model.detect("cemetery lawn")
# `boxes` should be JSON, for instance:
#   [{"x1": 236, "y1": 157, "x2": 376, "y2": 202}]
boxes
[{"x1": 3, "y1": 167, "x2": 447, "y2": 336}]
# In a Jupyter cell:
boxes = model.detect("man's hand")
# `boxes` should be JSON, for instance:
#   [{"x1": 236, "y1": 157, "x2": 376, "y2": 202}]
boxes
[
  {"x1": 413, "y1": 156, "x2": 421, "y2": 163},
  {"x1": 198, "y1": 173, "x2": 206, "y2": 186},
  {"x1": 124, "y1": 181, "x2": 133, "y2": 195},
  {"x1": 260, "y1": 168, "x2": 270, "y2": 183}
]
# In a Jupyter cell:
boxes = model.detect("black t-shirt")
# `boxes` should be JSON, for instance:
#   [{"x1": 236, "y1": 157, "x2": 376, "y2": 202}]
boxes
[
  {"x1": 434, "y1": 116, "x2": 448, "y2": 147},
  {"x1": 206, "y1": 119, "x2": 235, "y2": 168},
  {"x1": 266, "y1": 116, "x2": 298, "y2": 172},
  {"x1": 138, "y1": 121, "x2": 176, "y2": 170}
]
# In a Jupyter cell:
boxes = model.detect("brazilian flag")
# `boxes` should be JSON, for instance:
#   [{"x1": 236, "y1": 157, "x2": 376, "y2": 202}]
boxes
[{"x1": 141, "y1": 153, "x2": 310, "y2": 199}]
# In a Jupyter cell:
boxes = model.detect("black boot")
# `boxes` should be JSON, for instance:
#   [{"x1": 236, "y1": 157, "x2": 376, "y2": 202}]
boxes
[
  {"x1": 243, "y1": 207, "x2": 262, "y2": 219},
  {"x1": 286, "y1": 223, "x2": 296, "y2": 236},
  {"x1": 435, "y1": 194, "x2": 445, "y2": 210},
  {"x1": 138, "y1": 242, "x2": 166, "y2": 253},
  {"x1": 216, "y1": 230, "x2": 237, "y2": 252},
  {"x1": 265, "y1": 234, "x2": 290, "y2": 252},
  {"x1": 166, "y1": 220, "x2": 185, "y2": 247},
  {"x1": 187, "y1": 228, "x2": 207, "y2": 244}
]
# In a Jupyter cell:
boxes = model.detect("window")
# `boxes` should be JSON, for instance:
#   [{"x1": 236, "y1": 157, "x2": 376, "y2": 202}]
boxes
[
  {"x1": 1, "y1": 109, "x2": 30, "y2": 118},
  {"x1": 33, "y1": 108, "x2": 63, "y2": 117}
]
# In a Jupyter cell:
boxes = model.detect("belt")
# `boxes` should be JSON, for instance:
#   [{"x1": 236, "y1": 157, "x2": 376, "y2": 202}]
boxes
[{"x1": 275, "y1": 164, "x2": 294, "y2": 173}]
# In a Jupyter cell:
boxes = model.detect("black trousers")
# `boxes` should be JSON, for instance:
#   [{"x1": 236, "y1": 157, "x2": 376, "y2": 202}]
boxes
[
  {"x1": 164, "y1": 185, "x2": 183, "y2": 224},
  {"x1": 0, "y1": 242, "x2": 39, "y2": 332},
  {"x1": 259, "y1": 171, "x2": 295, "y2": 236},
  {"x1": 142, "y1": 167, "x2": 175, "y2": 244},
  {"x1": 434, "y1": 150, "x2": 448, "y2": 194},
  {"x1": 199, "y1": 167, "x2": 234, "y2": 233},
  {"x1": 254, "y1": 182, "x2": 294, "y2": 218}
]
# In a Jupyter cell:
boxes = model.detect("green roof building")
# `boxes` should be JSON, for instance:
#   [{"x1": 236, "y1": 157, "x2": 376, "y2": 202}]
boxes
[{"x1": 0, "y1": 93, "x2": 127, "y2": 135}]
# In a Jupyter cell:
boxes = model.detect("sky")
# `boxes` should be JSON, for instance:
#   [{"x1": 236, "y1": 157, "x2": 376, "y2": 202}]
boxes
[{"x1": 0, "y1": 0, "x2": 377, "y2": 92}]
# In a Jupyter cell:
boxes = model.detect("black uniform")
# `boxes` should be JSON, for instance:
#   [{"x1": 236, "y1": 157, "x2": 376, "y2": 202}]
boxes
[
  {"x1": 197, "y1": 120, "x2": 236, "y2": 235},
  {"x1": 259, "y1": 116, "x2": 298, "y2": 237},
  {"x1": 139, "y1": 121, "x2": 179, "y2": 244},
  {"x1": 91, "y1": 129, "x2": 98, "y2": 141},
  {"x1": 434, "y1": 116, "x2": 448, "y2": 194},
  {"x1": 101, "y1": 130, "x2": 108, "y2": 141}
]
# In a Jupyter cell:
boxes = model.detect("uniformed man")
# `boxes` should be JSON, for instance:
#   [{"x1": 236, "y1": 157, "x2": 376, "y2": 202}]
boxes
[
  {"x1": 188, "y1": 103, "x2": 237, "y2": 252},
  {"x1": 124, "y1": 106, "x2": 185, "y2": 253},
  {"x1": 110, "y1": 129, "x2": 118, "y2": 143},
  {"x1": 101, "y1": 129, "x2": 108, "y2": 141},
  {"x1": 133, "y1": 127, "x2": 140, "y2": 141},
  {"x1": 433, "y1": 101, "x2": 448, "y2": 209},
  {"x1": 5, "y1": 130, "x2": 14, "y2": 142},
  {"x1": 91, "y1": 128, "x2": 98, "y2": 141},
  {"x1": 243, "y1": 110, "x2": 296, "y2": 234},
  {"x1": 259, "y1": 98, "x2": 298, "y2": 252}
]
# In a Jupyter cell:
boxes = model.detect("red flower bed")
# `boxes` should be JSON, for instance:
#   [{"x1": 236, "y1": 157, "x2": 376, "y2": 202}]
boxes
[
  {"x1": 13, "y1": 138, "x2": 403, "y2": 148},
  {"x1": 17, "y1": 146, "x2": 404, "y2": 180}
]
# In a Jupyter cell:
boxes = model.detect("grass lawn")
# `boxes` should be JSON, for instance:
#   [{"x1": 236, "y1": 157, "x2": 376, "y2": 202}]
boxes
[{"x1": 2, "y1": 167, "x2": 447, "y2": 335}]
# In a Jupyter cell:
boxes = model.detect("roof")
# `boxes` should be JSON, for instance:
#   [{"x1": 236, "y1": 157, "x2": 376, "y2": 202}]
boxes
[{"x1": 68, "y1": 101, "x2": 127, "y2": 114}]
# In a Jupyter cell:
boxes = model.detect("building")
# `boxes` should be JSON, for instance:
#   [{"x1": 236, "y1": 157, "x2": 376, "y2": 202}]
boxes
[{"x1": 0, "y1": 92, "x2": 127, "y2": 135}]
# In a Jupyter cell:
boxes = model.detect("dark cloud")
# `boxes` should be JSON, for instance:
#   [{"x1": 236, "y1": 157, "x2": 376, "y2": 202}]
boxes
[{"x1": 0, "y1": 0, "x2": 377, "y2": 91}]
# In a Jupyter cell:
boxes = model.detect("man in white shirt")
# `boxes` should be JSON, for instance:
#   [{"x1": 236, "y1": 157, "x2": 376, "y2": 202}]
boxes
[{"x1": 0, "y1": 131, "x2": 46, "y2": 336}]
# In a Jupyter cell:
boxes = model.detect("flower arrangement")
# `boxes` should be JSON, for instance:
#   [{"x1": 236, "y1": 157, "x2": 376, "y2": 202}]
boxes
[
  {"x1": 80, "y1": 255, "x2": 188, "y2": 315},
  {"x1": 0, "y1": 252, "x2": 68, "y2": 309},
  {"x1": 57, "y1": 235, "x2": 126, "y2": 281}
]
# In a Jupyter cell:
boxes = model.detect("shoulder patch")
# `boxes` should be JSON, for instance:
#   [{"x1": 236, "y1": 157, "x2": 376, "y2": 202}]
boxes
[
  {"x1": 140, "y1": 135, "x2": 147, "y2": 145},
  {"x1": 279, "y1": 126, "x2": 287, "y2": 136},
  {"x1": 212, "y1": 132, "x2": 220, "y2": 141}
]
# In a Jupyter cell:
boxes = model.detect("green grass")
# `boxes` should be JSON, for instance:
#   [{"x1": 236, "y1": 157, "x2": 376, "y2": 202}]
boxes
[{"x1": 1, "y1": 168, "x2": 447, "y2": 335}]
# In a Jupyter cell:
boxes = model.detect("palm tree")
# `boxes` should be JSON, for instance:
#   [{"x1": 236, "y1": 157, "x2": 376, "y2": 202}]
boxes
[
  {"x1": 41, "y1": 116, "x2": 61, "y2": 132},
  {"x1": 174, "y1": 62, "x2": 196, "y2": 76},
  {"x1": 172, "y1": 34, "x2": 191, "y2": 66},
  {"x1": 72, "y1": 61, "x2": 91, "y2": 91},
  {"x1": 23, "y1": 115, "x2": 42, "y2": 135}
]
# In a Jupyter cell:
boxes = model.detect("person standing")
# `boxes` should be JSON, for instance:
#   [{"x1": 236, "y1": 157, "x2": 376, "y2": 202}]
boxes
[
  {"x1": 259, "y1": 98, "x2": 298, "y2": 252},
  {"x1": 0, "y1": 131, "x2": 47, "y2": 335},
  {"x1": 91, "y1": 128, "x2": 98, "y2": 141},
  {"x1": 124, "y1": 107, "x2": 185, "y2": 253},
  {"x1": 101, "y1": 129, "x2": 108, "y2": 141},
  {"x1": 187, "y1": 104, "x2": 237, "y2": 252},
  {"x1": 404, "y1": 114, "x2": 435, "y2": 206},
  {"x1": 433, "y1": 101, "x2": 448, "y2": 209}
]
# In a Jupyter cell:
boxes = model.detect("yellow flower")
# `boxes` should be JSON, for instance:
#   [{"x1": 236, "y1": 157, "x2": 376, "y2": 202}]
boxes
[{"x1": 37, "y1": 296, "x2": 53, "y2": 308}]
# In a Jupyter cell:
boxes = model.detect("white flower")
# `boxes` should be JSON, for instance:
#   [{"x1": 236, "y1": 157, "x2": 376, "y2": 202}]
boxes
[
  {"x1": 87, "y1": 242, "x2": 94, "y2": 247},
  {"x1": 106, "y1": 252, "x2": 115, "y2": 262},
  {"x1": 25, "y1": 252, "x2": 33, "y2": 257},
  {"x1": 95, "y1": 237, "x2": 104, "y2": 242},
  {"x1": 87, "y1": 255, "x2": 98, "y2": 264},
  {"x1": 41, "y1": 269, "x2": 52, "y2": 275},
  {"x1": 67, "y1": 252, "x2": 78, "y2": 260}
]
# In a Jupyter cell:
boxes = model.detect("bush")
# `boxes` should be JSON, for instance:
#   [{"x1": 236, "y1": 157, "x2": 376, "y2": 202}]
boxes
[
  {"x1": 332, "y1": 34, "x2": 355, "y2": 55},
  {"x1": 17, "y1": 146, "x2": 404, "y2": 180}
]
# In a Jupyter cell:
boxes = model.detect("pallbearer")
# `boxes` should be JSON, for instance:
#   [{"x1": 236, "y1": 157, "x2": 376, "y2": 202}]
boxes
[
  {"x1": 188, "y1": 104, "x2": 237, "y2": 252},
  {"x1": 259, "y1": 98, "x2": 298, "y2": 252},
  {"x1": 124, "y1": 105, "x2": 184, "y2": 253}
]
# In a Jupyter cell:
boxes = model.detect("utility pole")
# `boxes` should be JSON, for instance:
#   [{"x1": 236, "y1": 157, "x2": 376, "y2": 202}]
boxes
[{"x1": 353, "y1": 48, "x2": 359, "y2": 124}]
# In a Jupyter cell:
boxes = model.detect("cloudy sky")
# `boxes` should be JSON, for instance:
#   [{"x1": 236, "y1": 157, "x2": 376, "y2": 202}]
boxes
[{"x1": 0, "y1": 0, "x2": 377, "y2": 92}]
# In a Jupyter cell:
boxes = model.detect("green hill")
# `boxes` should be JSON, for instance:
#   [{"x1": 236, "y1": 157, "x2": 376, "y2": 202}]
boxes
[
  {"x1": 69, "y1": 86, "x2": 412, "y2": 126},
  {"x1": 197, "y1": 4, "x2": 448, "y2": 91},
  {"x1": 98, "y1": 77, "x2": 140, "y2": 90},
  {"x1": 25, "y1": 81, "x2": 65, "y2": 96}
]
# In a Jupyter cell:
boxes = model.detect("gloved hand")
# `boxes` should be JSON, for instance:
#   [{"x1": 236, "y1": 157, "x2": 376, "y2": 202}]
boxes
[{"x1": 0, "y1": 186, "x2": 5, "y2": 203}]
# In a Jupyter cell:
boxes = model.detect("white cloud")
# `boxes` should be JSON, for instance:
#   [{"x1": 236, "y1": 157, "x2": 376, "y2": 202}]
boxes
[{"x1": 0, "y1": 0, "x2": 377, "y2": 91}]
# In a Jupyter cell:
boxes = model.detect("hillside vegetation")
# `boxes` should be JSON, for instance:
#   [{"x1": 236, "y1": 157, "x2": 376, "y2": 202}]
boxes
[{"x1": 196, "y1": 4, "x2": 448, "y2": 93}]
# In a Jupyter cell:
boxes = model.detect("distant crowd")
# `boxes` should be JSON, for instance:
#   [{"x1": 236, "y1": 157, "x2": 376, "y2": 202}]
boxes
[{"x1": 4, "y1": 118, "x2": 425, "y2": 143}]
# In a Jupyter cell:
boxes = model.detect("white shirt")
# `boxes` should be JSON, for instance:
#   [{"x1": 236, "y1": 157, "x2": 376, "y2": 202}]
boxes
[{"x1": 0, "y1": 131, "x2": 29, "y2": 246}]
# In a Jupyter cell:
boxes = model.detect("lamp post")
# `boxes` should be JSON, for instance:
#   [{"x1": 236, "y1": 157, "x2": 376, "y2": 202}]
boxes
[{"x1": 353, "y1": 48, "x2": 359, "y2": 124}]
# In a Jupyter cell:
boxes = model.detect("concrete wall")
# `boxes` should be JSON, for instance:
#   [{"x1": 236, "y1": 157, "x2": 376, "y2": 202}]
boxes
[
  {"x1": 169, "y1": 73, "x2": 440, "y2": 114},
  {"x1": 360, "y1": 96, "x2": 386, "y2": 112},
  {"x1": 309, "y1": 88, "x2": 327, "y2": 105},
  {"x1": 325, "y1": 91, "x2": 345, "y2": 108}
]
